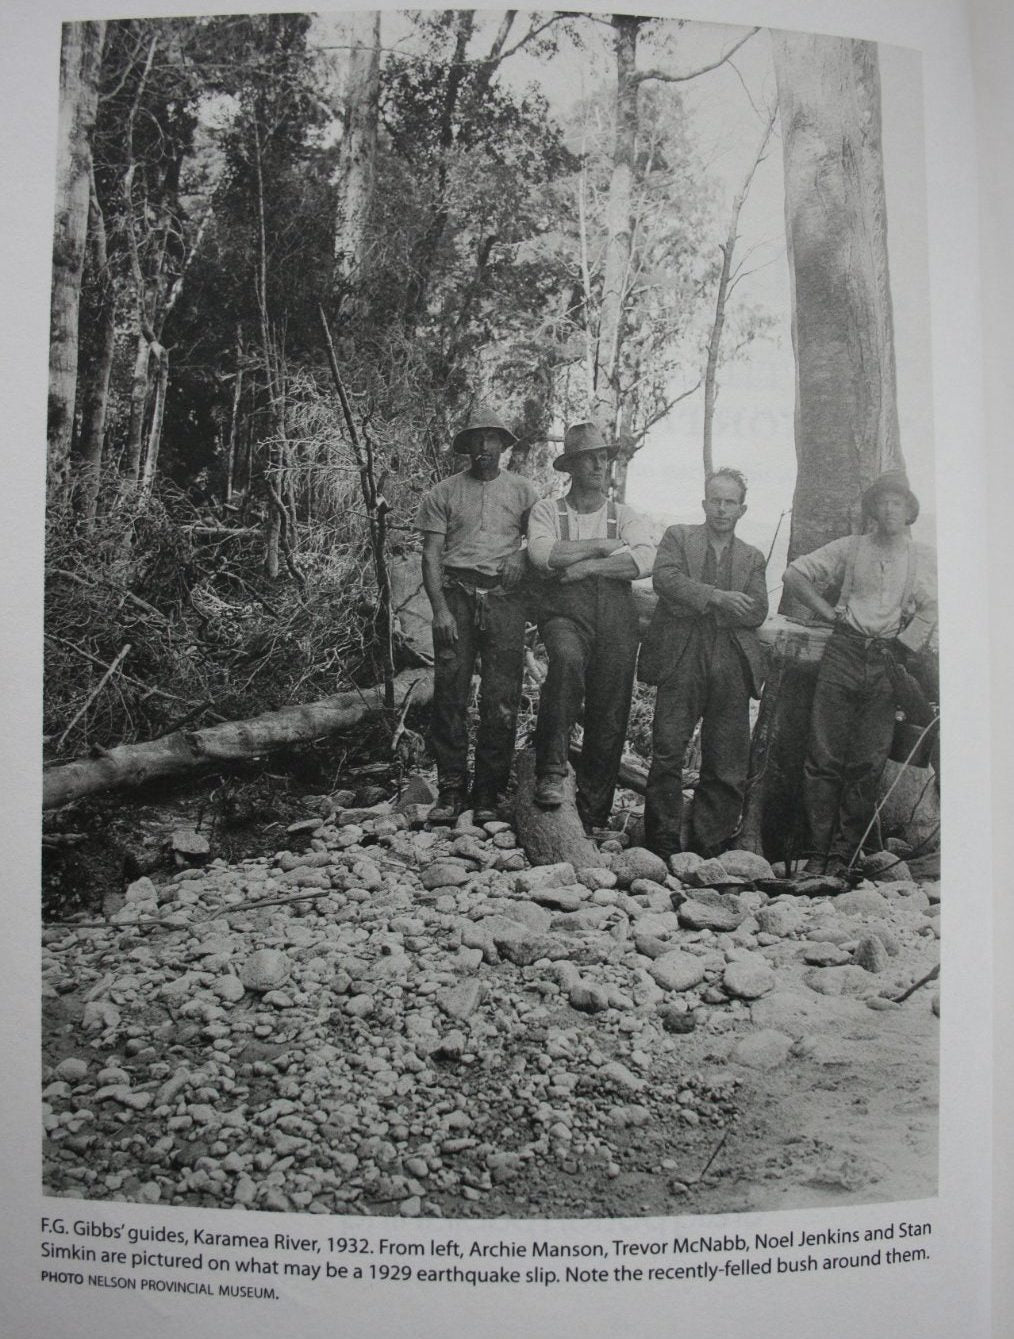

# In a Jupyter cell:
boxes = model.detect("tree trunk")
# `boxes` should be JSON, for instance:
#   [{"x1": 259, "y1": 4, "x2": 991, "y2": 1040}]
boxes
[
  {"x1": 48, "y1": 20, "x2": 105, "y2": 509},
  {"x1": 333, "y1": 11, "x2": 381, "y2": 293},
  {"x1": 512, "y1": 749, "x2": 608, "y2": 870},
  {"x1": 773, "y1": 32, "x2": 903, "y2": 566},
  {"x1": 124, "y1": 333, "x2": 151, "y2": 486},
  {"x1": 225, "y1": 328, "x2": 244, "y2": 504},
  {"x1": 594, "y1": 15, "x2": 640, "y2": 444},
  {"x1": 138, "y1": 345, "x2": 168, "y2": 499},
  {"x1": 76, "y1": 183, "x2": 115, "y2": 528},
  {"x1": 43, "y1": 670, "x2": 434, "y2": 810}
]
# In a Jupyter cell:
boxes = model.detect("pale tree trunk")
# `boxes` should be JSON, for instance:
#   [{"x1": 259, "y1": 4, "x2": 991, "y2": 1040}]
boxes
[
  {"x1": 124, "y1": 334, "x2": 151, "y2": 486},
  {"x1": 333, "y1": 11, "x2": 381, "y2": 293},
  {"x1": 594, "y1": 15, "x2": 640, "y2": 450},
  {"x1": 746, "y1": 35, "x2": 902, "y2": 865},
  {"x1": 138, "y1": 346, "x2": 168, "y2": 500},
  {"x1": 773, "y1": 32, "x2": 903, "y2": 564},
  {"x1": 702, "y1": 107, "x2": 777, "y2": 482},
  {"x1": 225, "y1": 327, "x2": 244, "y2": 504},
  {"x1": 48, "y1": 20, "x2": 106, "y2": 509}
]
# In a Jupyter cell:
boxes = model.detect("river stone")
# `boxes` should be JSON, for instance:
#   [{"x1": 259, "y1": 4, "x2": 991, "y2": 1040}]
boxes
[
  {"x1": 678, "y1": 898, "x2": 742, "y2": 932},
  {"x1": 395, "y1": 773, "x2": 436, "y2": 810},
  {"x1": 633, "y1": 931, "x2": 671, "y2": 960},
  {"x1": 171, "y1": 829, "x2": 210, "y2": 861},
  {"x1": 239, "y1": 949, "x2": 291, "y2": 993},
  {"x1": 515, "y1": 863, "x2": 576, "y2": 894},
  {"x1": 611, "y1": 847, "x2": 668, "y2": 888},
  {"x1": 650, "y1": 950, "x2": 707, "y2": 992},
  {"x1": 577, "y1": 867, "x2": 618, "y2": 890},
  {"x1": 756, "y1": 903, "x2": 804, "y2": 938},
  {"x1": 803, "y1": 943, "x2": 852, "y2": 967},
  {"x1": 685, "y1": 858, "x2": 740, "y2": 889},
  {"x1": 853, "y1": 934, "x2": 890, "y2": 973},
  {"x1": 731, "y1": 1029, "x2": 793, "y2": 1069},
  {"x1": 435, "y1": 980, "x2": 483, "y2": 1020},
  {"x1": 420, "y1": 862, "x2": 471, "y2": 890},
  {"x1": 668, "y1": 852, "x2": 704, "y2": 880},
  {"x1": 54, "y1": 1058, "x2": 89, "y2": 1083},
  {"x1": 598, "y1": 1060, "x2": 644, "y2": 1093},
  {"x1": 833, "y1": 888, "x2": 891, "y2": 918},
  {"x1": 530, "y1": 885, "x2": 588, "y2": 912},
  {"x1": 804, "y1": 965, "x2": 878, "y2": 997},
  {"x1": 569, "y1": 981, "x2": 611, "y2": 1013},
  {"x1": 498, "y1": 933, "x2": 572, "y2": 967},
  {"x1": 719, "y1": 850, "x2": 775, "y2": 882},
  {"x1": 499, "y1": 901, "x2": 554, "y2": 933},
  {"x1": 863, "y1": 851, "x2": 912, "y2": 883},
  {"x1": 659, "y1": 1005, "x2": 697, "y2": 1034},
  {"x1": 125, "y1": 876, "x2": 159, "y2": 905},
  {"x1": 723, "y1": 956, "x2": 775, "y2": 999}
]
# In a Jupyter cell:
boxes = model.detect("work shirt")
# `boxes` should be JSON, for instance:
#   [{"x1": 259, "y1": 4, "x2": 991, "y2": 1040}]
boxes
[
  {"x1": 526, "y1": 496, "x2": 655, "y2": 578},
  {"x1": 788, "y1": 533, "x2": 937, "y2": 651},
  {"x1": 415, "y1": 468, "x2": 539, "y2": 578}
]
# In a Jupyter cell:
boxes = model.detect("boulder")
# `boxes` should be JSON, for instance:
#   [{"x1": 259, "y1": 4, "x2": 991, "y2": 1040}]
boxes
[
  {"x1": 649, "y1": 950, "x2": 707, "y2": 993},
  {"x1": 719, "y1": 850, "x2": 775, "y2": 882},
  {"x1": 611, "y1": 847, "x2": 668, "y2": 888},
  {"x1": 723, "y1": 956, "x2": 775, "y2": 1000},
  {"x1": 239, "y1": 949, "x2": 291, "y2": 994}
]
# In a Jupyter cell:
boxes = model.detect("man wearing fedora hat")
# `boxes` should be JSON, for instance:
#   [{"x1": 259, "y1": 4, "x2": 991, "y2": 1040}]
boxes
[
  {"x1": 526, "y1": 421, "x2": 655, "y2": 825},
  {"x1": 416, "y1": 407, "x2": 539, "y2": 824},
  {"x1": 782, "y1": 469, "x2": 938, "y2": 875}
]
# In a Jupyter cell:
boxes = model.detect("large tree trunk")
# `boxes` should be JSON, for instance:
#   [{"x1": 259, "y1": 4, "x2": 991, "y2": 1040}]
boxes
[
  {"x1": 333, "y1": 11, "x2": 381, "y2": 293},
  {"x1": 76, "y1": 185, "x2": 116, "y2": 528},
  {"x1": 43, "y1": 670, "x2": 434, "y2": 810},
  {"x1": 754, "y1": 34, "x2": 902, "y2": 863},
  {"x1": 48, "y1": 21, "x2": 106, "y2": 509},
  {"x1": 773, "y1": 32, "x2": 903, "y2": 566}
]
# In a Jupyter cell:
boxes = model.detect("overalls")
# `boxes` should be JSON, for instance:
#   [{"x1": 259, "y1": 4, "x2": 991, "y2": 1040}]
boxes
[{"x1": 534, "y1": 498, "x2": 640, "y2": 827}]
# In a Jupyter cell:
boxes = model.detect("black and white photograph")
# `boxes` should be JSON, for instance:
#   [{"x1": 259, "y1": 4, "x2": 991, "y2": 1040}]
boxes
[{"x1": 39, "y1": 6, "x2": 943, "y2": 1226}]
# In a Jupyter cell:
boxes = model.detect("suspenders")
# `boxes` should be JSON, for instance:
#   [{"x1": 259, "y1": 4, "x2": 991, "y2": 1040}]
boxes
[
  {"x1": 839, "y1": 534, "x2": 917, "y2": 630},
  {"x1": 555, "y1": 496, "x2": 618, "y2": 543}
]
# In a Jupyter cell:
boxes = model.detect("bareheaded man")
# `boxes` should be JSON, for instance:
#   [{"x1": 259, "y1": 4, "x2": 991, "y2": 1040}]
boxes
[
  {"x1": 526, "y1": 421, "x2": 655, "y2": 829},
  {"x1": 782, "y1": 469, "x2": 937, "y2": 875},
  {"x1": 640, "y1": 468, "x2": 768, "y2": 859},
  {"x1": 416, "y1": 407, "x2": 538, "y2": 824}
]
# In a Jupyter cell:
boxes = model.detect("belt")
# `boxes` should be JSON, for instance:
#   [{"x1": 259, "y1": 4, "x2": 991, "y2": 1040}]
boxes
[{"x1": 442, "y1": 570, "x2": 509, "y2": 631}]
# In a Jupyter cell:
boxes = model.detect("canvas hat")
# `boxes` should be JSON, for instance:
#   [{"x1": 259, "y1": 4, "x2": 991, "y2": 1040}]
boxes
[
  {"x1": 861, "y1": 469, "x2": 920, "y2": 525},
  {"x1": 552, "y1": 420, "x2": 616, "y2": 472},
  {"x1": 451, "y1": 407, "x2": 517, "y2": 454}
]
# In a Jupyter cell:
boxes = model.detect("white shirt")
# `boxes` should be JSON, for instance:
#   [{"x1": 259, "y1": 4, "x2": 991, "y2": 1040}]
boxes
[{"x1": 526, "y1": 496, "x2": 656, "y2": 578}]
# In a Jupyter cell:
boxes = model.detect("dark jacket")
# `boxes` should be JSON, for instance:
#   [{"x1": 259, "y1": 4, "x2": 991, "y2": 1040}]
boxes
[{"x1": 638, "y1": 524, "x2": 769, "y2": 696}]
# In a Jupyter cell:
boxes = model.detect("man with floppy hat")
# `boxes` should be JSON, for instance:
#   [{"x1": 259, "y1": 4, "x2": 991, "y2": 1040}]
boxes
[
  {"x1": 781, "y1": 469, "x2": 938, "y2": 875},
  {"x1": 416, "y1": 406, "x2": 539, "y2": 824},
  {"x1": 639, "y1": 467, "x2": 769, "y2": 861},
  {"x1": 526, "y1": 421, "x2": 655, "y2": 827}
]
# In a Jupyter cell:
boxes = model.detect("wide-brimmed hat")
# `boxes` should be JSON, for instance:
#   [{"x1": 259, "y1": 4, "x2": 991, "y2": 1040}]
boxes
[
  {"x1": 861, "y1": 469, "x2": 920, "y2": 524},
  {"x1": 451, "y1": 407, "x2": 517, "y2": 454},
  {"x1": 552, "y1": 420, "x2": 616, "y2": 472}
]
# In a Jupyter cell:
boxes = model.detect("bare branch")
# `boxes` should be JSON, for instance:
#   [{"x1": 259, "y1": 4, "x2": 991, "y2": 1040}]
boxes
[{"x1": 633, "y1": 27, "x2": 759, "y2": 86}]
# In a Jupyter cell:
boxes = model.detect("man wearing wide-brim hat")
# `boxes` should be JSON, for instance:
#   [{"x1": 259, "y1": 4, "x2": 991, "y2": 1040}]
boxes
[
  {"x1": 526, "y1": 421, "x2": 655, "y2": 824},
  {"x1": 416, "y1": 406, "x2": 539, "y2": 824},
  {"x1": 782, "y1": 468, "x2": 937, "y2": 875}
]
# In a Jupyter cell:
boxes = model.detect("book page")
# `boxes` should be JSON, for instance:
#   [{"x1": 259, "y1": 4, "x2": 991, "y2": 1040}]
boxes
[{"x1": 0, "y1": 0, "x2": 997, "y2": 1336}]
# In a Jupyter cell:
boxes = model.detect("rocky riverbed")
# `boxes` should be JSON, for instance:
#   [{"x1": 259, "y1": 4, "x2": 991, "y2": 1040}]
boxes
[{"x1": 42, "y1": 790, "x2": 940, "y2": 1219}]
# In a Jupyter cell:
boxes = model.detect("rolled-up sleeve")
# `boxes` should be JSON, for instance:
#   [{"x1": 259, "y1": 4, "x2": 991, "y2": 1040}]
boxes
[
  {"x1": 526, "y1": 497, "x2": 558, "y2": 572},
  {"x1": 617, "y1": 507, "x2": 656, "y2": 579},
  {"x1": 786, "y1": 537, "x2": 849, "y2": 591},
  {"x1": 415, "y1": 485, "x2": 447, "y2": 535}
]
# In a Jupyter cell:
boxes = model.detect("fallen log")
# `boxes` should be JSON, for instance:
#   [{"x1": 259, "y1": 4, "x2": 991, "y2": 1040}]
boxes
[
  {"x1": 42, "y1": 670, "x2": 434, "y2": 811},
  {"x1": 512, "y1": 747, "x2": 608, "y2": 870}
]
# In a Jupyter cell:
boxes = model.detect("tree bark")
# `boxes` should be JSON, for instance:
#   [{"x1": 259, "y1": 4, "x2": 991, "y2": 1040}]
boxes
[
  {"x1": 333, "y1": 11, "x2": 381, "y2": 293},
  {"x1": 43, "y1": 670, "x2": 434, "y2": 810},
  {"x1": 48, "y1": 20, "x2": 106, "y2": 509},
  {"x1": 594, "y1": 15, "x2": 640, "y2": 450},
  {"x1": 76, "y1": 180, "x2": 115, "y2": 527},
  {"x1": 773, "y1": 32, "x2": 903, "y2": 565},
  {"x1": 512, "y1": 749, "x2": 608, "y2": 870}
]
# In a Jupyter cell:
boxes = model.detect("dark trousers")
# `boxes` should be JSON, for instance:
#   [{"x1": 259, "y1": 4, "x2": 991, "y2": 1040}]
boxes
[
  {"x1": 802, "y1": 633, "x2": 897, "y2": 862},
  {"x1": 429, "y1": 582, "x2": 526, "y2": 799},
  {"x1": 534, "y1": 578, "x2": 639, "y2": 827},
  {"x1": 644, "y1": 630, "x2": 752, "y2": 859}
]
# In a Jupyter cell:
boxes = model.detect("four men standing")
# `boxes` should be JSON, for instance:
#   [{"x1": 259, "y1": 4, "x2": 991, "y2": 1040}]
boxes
[{"x1": 417, "y1": 408, "x2": 937, "y2": 870}]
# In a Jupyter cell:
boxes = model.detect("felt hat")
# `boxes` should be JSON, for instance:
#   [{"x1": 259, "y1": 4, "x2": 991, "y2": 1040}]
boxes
[
  {"x1": 451, "y1": 407, "x2": 517, "y2": 454},
  {"x1": 552, "y1": 420, "x2": 616, "y2": 472},
  {"x1": 861, "y1": 469, "x2": 920, "y2": 525}
]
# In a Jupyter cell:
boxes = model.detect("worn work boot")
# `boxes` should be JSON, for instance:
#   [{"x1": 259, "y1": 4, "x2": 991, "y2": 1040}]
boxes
[
  {"x1": 471, "y1": 793, "x2": 500, "y2": 825},
  {"x1": 429, "y1": 788, "x2": 464, "y2": 825},
  {"x1": 534, "y1": 774, "x2": 564, "y2": 809}
]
